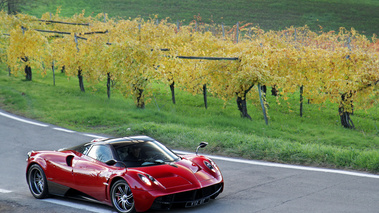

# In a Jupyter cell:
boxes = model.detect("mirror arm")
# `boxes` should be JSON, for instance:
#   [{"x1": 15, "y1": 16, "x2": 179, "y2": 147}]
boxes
[{"x1": 196, "y1": 146, "x2": 201, "y2": 155}]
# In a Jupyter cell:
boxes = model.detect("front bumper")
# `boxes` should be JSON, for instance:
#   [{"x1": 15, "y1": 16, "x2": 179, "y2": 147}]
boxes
[{"x1": 150, "y1": 182, "x2": 223, "y2": 210}]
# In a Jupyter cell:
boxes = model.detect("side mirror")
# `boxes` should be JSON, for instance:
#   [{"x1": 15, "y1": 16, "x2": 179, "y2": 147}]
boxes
[
  {"x1": 105, "y1": 159, "x2": 117, "y2": 166},
  {"x1": 196, "y1": 142, "x2": 208, "y2": 155}
]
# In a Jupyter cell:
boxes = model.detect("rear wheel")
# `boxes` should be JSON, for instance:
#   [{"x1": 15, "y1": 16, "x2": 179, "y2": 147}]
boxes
[
  {"x1": 27, "y1": 164, "x2": 48, "y2": 199},
  {"x1": 111, "y1": 179, "x2": 135, "y2": 213}
]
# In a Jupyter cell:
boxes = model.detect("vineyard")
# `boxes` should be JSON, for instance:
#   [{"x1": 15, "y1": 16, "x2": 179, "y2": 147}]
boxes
[{"x1": 0, "y1": 9, "x2": 378, "y2": 129}]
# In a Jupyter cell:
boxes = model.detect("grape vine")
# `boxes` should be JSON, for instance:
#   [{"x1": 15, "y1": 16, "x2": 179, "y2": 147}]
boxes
[{"x1": 0, "y1": 10, "x2": 378, "y2": 128}]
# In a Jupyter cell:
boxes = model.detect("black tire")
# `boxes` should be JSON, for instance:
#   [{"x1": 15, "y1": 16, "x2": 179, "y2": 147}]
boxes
[
  {"x1": 27, "y1": 164, "x2": 48, "y2": 199},
  {"x1": 111, "y1": 179, "x2": 136, "y2": 213}
]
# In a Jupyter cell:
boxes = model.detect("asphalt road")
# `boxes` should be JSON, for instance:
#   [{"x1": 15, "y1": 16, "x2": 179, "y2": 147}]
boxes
[{"x1": 0, "y1": 109, "x2": 379, "y2": 213}]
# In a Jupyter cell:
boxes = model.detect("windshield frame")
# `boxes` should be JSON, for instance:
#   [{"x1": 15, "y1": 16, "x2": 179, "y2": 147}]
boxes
[{"x1": 111, "y1": 140, "x2": 180, "y2": 167}]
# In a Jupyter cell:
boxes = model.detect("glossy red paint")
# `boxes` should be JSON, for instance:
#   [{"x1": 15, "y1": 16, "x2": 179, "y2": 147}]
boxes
[{"x1": 26, "y1": 137, "x2": 223, "y2": 212}]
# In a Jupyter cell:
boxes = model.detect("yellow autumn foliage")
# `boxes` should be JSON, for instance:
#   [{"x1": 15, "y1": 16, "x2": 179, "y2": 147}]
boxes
[{"x1": 0, "y1": 11, "x2": 377, "y2": 112}]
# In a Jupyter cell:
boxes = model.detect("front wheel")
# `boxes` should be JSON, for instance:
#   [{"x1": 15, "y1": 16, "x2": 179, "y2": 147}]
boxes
[
  {"x1": 27, "y1": 164, "x2": 48, "y2": 199},
  {"x1": 111, "y1": 179, "x2": 136, "y2": 213}
]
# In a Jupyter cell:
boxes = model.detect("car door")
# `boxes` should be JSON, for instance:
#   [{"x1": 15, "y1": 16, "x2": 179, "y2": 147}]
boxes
[
  {"x1": 44, "y1": 152, "x2": 76, "y2": 195},
  {"x1": 72, "y1": 145, "x2": 114, "y2": 201}
]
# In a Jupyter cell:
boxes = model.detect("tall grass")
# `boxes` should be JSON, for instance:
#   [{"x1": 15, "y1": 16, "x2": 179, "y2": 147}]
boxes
[{"x1": 0, "y1": 63, "x2": 378, "y2": 172}]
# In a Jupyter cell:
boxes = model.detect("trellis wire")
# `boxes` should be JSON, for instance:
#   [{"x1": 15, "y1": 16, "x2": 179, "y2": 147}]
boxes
[
  {"x1": 38, "y1": 19, "x2": 90, "y2": 26},
  {"x1": 175, "y1": 56, "x2": 239, "y2": 61}
]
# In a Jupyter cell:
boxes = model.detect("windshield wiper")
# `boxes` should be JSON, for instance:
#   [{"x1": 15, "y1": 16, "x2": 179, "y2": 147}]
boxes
[
  {"x1": 141, "y1": 159, "x2": 166, "y2": 166},
  {"x1": 154, "y1": 159, "x2": 165, "y2": 164}
]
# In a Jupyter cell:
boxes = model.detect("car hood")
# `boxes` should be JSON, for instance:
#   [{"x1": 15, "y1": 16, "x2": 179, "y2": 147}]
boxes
[{"x1": 134, "y1": 158, "x2": 219, "y2": 190}]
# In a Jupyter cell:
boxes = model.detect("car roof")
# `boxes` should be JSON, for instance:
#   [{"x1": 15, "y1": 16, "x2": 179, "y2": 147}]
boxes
[{"x1": 90, "y1": 135, "x2": 155, "y2": 145}]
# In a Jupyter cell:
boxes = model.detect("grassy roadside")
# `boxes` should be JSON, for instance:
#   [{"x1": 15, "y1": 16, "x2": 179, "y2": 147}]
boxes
[
  {"x1": 0, "y1": 64, "x2": 378, "y2": 173},
  {"x1": 21, "y1": 0, "x2": 379, "y2": 37}
]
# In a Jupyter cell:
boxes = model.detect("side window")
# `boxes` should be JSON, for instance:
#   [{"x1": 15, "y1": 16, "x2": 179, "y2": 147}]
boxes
[
  {"x1": 65, "y1": 143, "x2": 91, "y2": 154},
  {"x1": 87, "y1": 145, "x2": 113, "y2": 163},
  {"x1": 78, "y1": 144, "x2": 91, "y2": 155}
]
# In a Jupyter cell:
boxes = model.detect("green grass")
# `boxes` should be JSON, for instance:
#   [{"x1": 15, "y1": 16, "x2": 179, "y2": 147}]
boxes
[
  {"x1": 0, "y1": 63, "x2": 378, "y2": 173},
  {"x1": 19, "y1": 0, "x2": 379, "y2": 37}
]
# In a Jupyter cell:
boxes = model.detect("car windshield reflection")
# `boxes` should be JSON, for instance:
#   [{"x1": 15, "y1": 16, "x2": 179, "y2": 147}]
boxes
[{"x1": 112, "y1": 141, "x2": 179, "y2": 167}]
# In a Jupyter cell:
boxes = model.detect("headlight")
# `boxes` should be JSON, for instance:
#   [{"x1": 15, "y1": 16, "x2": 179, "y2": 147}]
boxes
[
  {"x1": 138, "y1": 174, "x2": 152, "y2": 186},
  {"x1": 138, "y1": 173, "x2": 162, "y2": 187},
  {"x1": 204, "y1": 161, "x2": 216, "y2": 172},
  {"x1": 26, "y1": 151, "x2": 33, "y2": 162},
  {"x1": 209, "y1": 159, "x2": 220, "y2": 171},
  {"x1": 204, "y1": 159, "x2": 220, "y2": 172}
]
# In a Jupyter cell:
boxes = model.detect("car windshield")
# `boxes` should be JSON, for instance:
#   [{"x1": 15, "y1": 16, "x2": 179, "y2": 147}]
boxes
[{"x1": 112, "y1": 141, "x2": 180, "y2": 167}]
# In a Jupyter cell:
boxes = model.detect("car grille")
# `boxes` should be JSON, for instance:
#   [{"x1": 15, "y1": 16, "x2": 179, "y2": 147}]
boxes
[{"x1": 151, "y1": 183, "x2": 223, "y2": 210}]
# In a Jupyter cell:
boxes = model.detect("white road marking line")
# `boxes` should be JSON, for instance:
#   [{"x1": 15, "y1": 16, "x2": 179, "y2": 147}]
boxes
[
  {"x1": 53, "y1": 127, "x2": 75, "y2": 133},
  {"x1": 43, "y1": 198, "x2": 113, "y2": 213},
  {"x1": 175, "y1": 150, "x2": 379, "y2": 179},
  {"x1": 0, "y1": 188, "x2": 12, "y2": 193},
  {"x1": 0, "y1": 111, "x2": 48, "y2": 127}
]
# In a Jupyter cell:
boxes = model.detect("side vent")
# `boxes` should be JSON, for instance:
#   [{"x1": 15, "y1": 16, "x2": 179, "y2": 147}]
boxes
[{"x1": 66, "y1": 155, "x2": 74, "y2": 167}]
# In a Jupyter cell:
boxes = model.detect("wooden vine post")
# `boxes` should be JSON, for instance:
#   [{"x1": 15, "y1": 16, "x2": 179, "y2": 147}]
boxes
[
  {"x1": 300, "y1": 85, "x2": 304, "y2": 117},
  {"x1": 52, "y1": 61, "x2": 55, "y2": 86},
  {"x1": 203, "y1": 84, "x2": 208, "y2": 109},
  {"x1": 74, "y1": 34, "x2": 85, "y2": 92},
  {"x1": 170, "y1": 81, "x2": 176, "y2": 104},
  {"x1": 258, "y1": 83, "x2": 269, "y2": 125},
  {"x1": 107, "y1": 73, "x2": 111, "y2": 99}
]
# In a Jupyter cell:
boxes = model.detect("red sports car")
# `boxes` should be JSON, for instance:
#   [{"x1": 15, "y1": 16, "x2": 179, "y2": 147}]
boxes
[{"x1": 26, "y1": 136, "x2": 224, "y2": 213}]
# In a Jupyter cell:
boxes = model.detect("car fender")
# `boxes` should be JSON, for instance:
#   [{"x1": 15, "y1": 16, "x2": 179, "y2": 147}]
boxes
[
  {"x1": 108, "y1": 169, "x2": 156, "y2": 192},
  {"x1": 106, "y1": 169, "x2": 157, "y2": 212},
  {"x1": 26, "y1": 152, "x2": 48, "y2": 182},
  {"x1": 185, "y1": 155, "x2": 221, "y2": 174}
]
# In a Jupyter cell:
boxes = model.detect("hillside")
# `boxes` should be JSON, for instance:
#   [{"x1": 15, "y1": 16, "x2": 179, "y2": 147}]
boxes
[{"x1": 22, "y1": 0, "x2": 379, "y2": 37}]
